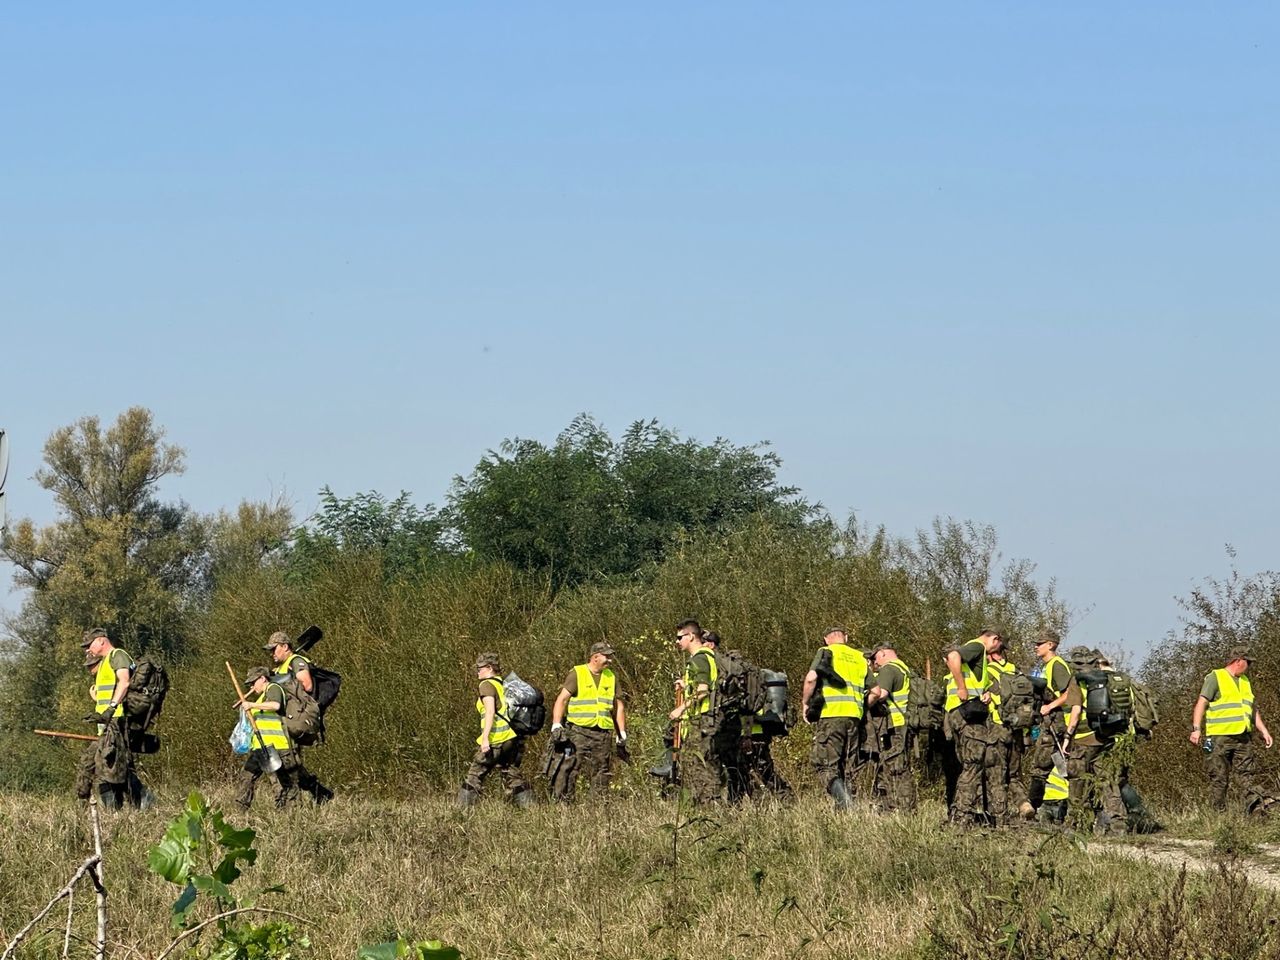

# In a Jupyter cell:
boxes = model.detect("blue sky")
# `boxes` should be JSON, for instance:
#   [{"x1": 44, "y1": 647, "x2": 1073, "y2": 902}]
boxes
[{"x1": 3, "y1": 5, "x2": 1277, "y2": 657}]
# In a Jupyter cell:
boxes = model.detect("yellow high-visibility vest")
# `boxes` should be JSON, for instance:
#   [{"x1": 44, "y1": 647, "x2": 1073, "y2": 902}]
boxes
[
  {"x1": 883, "y1": 658, "x2": 911, "y2": 729},
  {"x1": 93, "y1": 649, "x2": 133, "y2": 734},
  {"x1": 1044, "y1": 769, "x2": 1070, "y2": 802},
  {"x1": 1205, "y1": 669, "x2": 1255, "y2": 737},
  {"x1": 945, "y1": 642, "x2": 987, "y2": 713},
  {"x1": 476, "y1": 677, "x2": 516, "y2": 746},
  {"x1": 1044, "y1": 655, "x2": 1072, "y2": 700},
  {"x1": 684, "y1": 649, "x2": 718, "y2": 717},
  {"x1": 252, "y1": 683, "x2": 291, "y2": 751},
  {"x1": 273, "y1": 652, "x2": 311, "y2": 681},
  {"x1": 566, "y1": 665, "x2": 616, "y2": 730},
  {"x1": 819, "y1": 645, "x2": 867, "y2": 720}
]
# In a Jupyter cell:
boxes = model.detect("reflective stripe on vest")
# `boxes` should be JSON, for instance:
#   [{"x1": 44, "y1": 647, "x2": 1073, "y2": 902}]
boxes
[
  {"x1": 684, "y1": 649, "x2": 718, "y2": 717},
  {"x1": 253, "y1": 683, "x2": 292, "y2": 751},
  {"x1": 1205, "y1": 669, "x2": 1255, "y2": 737},
  {"x1": 986, "y1": 658, "x2": 1015, "y2": 726},
  {"x1": 477, "y1": 677, "x2": 516, "y2": 745},
  {"x1": 1044, "y1": 769, "x2": 1070, "y2": 802},
  {"x1": 566, "y1": 665, "x2": 616, "y2": 730},
  {"x1": 820, "y1": 645, "x2": 867, "y2": 720},
  {"x1": 944, "y1": 645, "x2": 987, "y2": 712},
  {"x1": 884, "y1": 658, "x2": 911, "y2": 728}
]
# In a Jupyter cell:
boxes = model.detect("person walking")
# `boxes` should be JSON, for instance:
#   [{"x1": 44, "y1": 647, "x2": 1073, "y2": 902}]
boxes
[
  {"x1": 457, "y1": 653, "x2": 534, "y2": 809},
  {"x1": 264, "y1": 630, "x2": 333, "y2": 804},
  {"x1": 1190, "y1": 645, "x2": 1279, "y2": 815},
  {"x1": 74, "y1": 627, "x2": 140, "y2": 810},
  {"x1": 234, "y1": 666, "x2": 305, "y2": 809},
  {"x1": 802, "y1": 627, "x2": 868, "y2": 811},
  {"x1": 549, "y1": 641, "x2": 628, "y2": 801}
]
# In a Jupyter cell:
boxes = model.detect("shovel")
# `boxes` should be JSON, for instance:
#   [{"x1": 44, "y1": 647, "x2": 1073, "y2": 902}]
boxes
[
  {"x1": 1052, "y1": 735, "x2": 1069, "y2": 778},
  {"x1": 226, "y1": 661, "x2": 283, "y2": 774}
]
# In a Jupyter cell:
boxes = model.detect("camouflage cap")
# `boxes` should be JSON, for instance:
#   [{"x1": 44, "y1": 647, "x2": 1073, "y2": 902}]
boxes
[
  {"x1": 1228, "y1": 645, "x2": 1255, "y2": 663},
  {"x1": 1033, "y1": 629, "x2": 1061, "y2": 648},
  {"x1": 80, "y1": 626, "x2": 109, "y2": 648},
  {"x1": 262, "y1": 630, "x2": 292, "y2": 651},
  {"x1": 474, "y1": 651, "x2": 501, "y2": 671},
  {"x1": 823, "y1": 626, "x2": 848, "y2": 639},
  {"x1": 243, "y1": 665, "x2": 270, "y2": 685},
  {"x1": 589, "y1": 641, "x2": 615, "y2": 657},
  {"x1": 83, "y1": 652, "x2": 103, "y2": 671}
]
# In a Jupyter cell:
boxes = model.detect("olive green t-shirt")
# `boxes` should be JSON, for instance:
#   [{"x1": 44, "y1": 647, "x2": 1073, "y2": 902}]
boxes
[
  {"x1": 107, "y1": 649, "x2": 133, "y2": 675},
  {"x1": 280, "y1": 653, "x2": 312, "y2": 682},
  {"x1": 686, "y1": 649, "x2": 714, "y2": 687},
  {"x1": 874, "y1": 661, "x2": 906, "y2": 696}
]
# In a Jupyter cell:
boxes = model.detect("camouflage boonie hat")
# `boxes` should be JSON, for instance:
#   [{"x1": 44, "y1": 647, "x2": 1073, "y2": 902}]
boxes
[
  {"x1": 1228, "y1": 645, "x2": 1255, "y2": 663},
  {"x1": 1033, "y1": 629, "x2": 1061, "y2": 648},
  {"x1": 243, "y1": 665, "x2": 270, "y2": 685},
  {"x1": 262, "y1": 630, "x2": 291, "y2": 651},
  {"x1": 474, "y1": 652, "x2": 501, "y2": 671},
  {"x1": 589, "y1": 641, "x2": 615, "y2": 657},
  {"x1": 83, "y1": 652, "x2": 103, "y2": 671}
]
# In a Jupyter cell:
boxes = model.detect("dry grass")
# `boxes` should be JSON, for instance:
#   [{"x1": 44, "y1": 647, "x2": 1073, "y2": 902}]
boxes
[{"x1": 0, "y1": 786, "x2": 1225, "y2": 960}]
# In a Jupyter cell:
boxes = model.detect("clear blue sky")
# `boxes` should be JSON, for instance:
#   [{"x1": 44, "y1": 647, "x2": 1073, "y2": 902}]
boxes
[{"x1": 3, "y1": 5, "x2": 1277, "y2": 658}]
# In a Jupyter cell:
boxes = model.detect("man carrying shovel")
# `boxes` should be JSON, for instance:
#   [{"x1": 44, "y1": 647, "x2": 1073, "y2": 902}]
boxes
[{"x1": 233, "y1": 665, "x2": 302, "y2": 809}]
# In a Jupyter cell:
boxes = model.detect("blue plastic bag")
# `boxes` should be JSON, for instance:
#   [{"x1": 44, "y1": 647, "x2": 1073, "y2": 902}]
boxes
[{"x1": 229, "y1": 710, "x2": 253, "y2": 754}]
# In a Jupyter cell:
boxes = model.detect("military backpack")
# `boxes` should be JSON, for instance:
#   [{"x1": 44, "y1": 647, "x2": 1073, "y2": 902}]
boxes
[
  {"x1": 1131, "y1": 681, "x2": 1160, "y2": 737},
  {"x1": 1077, "y1": 668, "x2": 1136, "y2": 738},
  {"x1": 713, "y1": 649, "x2": 767, "y2": 719},
  {"x1": 905, "y1": 673, "x2": 945, "y2": 732},
  {"x1": 278, "y1": 677, "x2": 324, "y2": 746},
  {"x1": 993, "y1": 670, "x2": 1039, "y2": 729},
  {"x1": 501, "y1": 672, "x2": 547, "y2": 737},
  {"x1": 122, "y1": 658, "x2": 169, "y2": 732}
]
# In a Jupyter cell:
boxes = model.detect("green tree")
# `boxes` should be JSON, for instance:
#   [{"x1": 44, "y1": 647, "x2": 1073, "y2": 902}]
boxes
[
  {"x1": 447, "y1": 415, "x2": 812, "y2": 589},
  {"x1": 0, "y1": 409, "x2": 205, "y2": 787}
]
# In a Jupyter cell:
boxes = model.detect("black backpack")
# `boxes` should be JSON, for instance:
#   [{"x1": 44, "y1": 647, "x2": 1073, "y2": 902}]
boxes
[
  {"x1": 714, "y1": 649, "x2": 766, "y2": 719},
  {"x1": 1077, "y1": 668, "x2": 1134, "y2": 738},
  {"x1": 310, "y1": 665, "x2": 342, "y2": 714},
  {"x1": 122, "y1": 658, "x2": 169, "y2": 732}
]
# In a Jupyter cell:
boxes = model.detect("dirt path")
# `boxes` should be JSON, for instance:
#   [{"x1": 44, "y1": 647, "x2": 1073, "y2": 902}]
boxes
[{"x1": 1095, "y1": 836, "x2": 1280, "y2": 891}]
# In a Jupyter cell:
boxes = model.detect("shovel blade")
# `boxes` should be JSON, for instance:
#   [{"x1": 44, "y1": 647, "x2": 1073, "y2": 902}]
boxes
[
  {"x1": 259, "y1": 746, "x2": 284, "y2": 773},
  {"x1": 1052, "y1": 750, "x2": 1067, "y2": 777}
]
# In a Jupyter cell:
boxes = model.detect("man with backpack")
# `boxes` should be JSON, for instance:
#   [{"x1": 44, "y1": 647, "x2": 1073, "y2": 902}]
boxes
[
  {"x1": 234, "y1": 665, "x2": 311, "y2": 809},
  {"x1": 458, "y1": 652, "x2": 535, "y2": 809},
  {"x1": 264, "y1": 631, "x2": 333, "y2": 804},
  {"x1": 984, "y1": 638, "x2": 1036, "y2": 823},
  {"x1": 802, "y1": 627, "x2": 868, "y2": 811},
  {"x1": 669, "y1": 620, "x2": 725, "y2": 804},
  {"x1": 74, "y1": 627, "x2": 142, "y2": 810},
  {"x1": 548, "y1": 641, "x2": 628, "y2": 801},
  {"x1": 866, "y1": 645, "x2": 916, "y2": 812},
  {"x1": 1190, "y1": 645, "x2": 1279, "y2": 816},
  {"x1": 1063, "y1": 646, "x2": 1127, "y2": 834},
  {"x1": 943, "y1": 630, "x2": 1003, "y2": 825}
]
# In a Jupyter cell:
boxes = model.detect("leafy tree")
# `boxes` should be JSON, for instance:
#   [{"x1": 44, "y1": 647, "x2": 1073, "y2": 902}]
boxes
[
  {"x1": 446, "y1": 415, "x2": 812, "y2": 589},
  {"x1": 287, "y1": 486, "x2": 447, "y2": 582},
  {"x1": 0, "y1": 409, "x2": 232, "y2": 787}
]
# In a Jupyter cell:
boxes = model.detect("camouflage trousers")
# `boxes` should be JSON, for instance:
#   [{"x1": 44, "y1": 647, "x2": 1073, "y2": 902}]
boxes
[
  {"x1": 236, "y1": 748, "x2": 302, "y2": 809},
  {"x1": 680, "y1": 716, "x2": 726, "y2": 804},
  {"x1": 1067, "y1": 740, "x2": 1127, "y2": 833},
  {"x1": 1027, "y1": 713, "x2": 1069, "y2": 805},
  {"x1": 810, "y1": 717, "x2": 863, "y2": 793},
  {"x1": 461, "y1": 737, "x2": 531, "y2": 802},
  {"x1": 1206, "y1": 733, "x2": 1278, "y2": 814},
  {"x1": 550, "y1": 724, "x2": 614, "y2": 801},
  {"x1": 872, "y1": 724, "x2": 916, "y2": 812},
  {"x1": 747, "y1": 732, "x2": 794, "y2": 801},
  {"x1": 945, "y1": 709, "x2": 990, "y2": 821},
  {"x1": 986, "y1": 725, "x2": 1029, "y2": 822}
]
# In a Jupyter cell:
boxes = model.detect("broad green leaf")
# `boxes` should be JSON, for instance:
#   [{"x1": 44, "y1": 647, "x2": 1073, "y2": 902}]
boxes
[
  {"x1": 357, "y1": 942, "x2": 399, "y2": 960},
  {"x1": 147, "y1": 836, "x2": 193, "y2": 885},
  {"x1": 170, "y1": 882, "x2": 197, "y2": 928}
]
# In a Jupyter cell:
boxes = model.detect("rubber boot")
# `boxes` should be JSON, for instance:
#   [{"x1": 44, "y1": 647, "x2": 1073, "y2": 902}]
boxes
[
  {"x1": 456, "y1": 786, "x2": 479, "y2": 810},
  {"x1": 98, "y1": 784, "x2": 122, "y2": 811},
  {"x1": 826, "y1": 778, "x2": 853, "y2": 812},
  {"x1": 649, "y1": 749, "x2": 675, "y2": 780},
  {"x1": 512, "y1": 789, "x2": 534, "y2": 810}
]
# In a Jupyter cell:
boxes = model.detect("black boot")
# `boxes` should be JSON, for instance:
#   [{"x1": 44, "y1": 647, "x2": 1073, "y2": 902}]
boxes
[{"x1": 649, "y1": 749, "x2": 675, "y2": 780}]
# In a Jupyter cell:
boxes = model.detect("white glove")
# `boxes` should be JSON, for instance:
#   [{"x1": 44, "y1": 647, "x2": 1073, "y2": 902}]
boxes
[
  {"x1": 551, "y1": 723, "x2": 563, "y2": 733},
  {"x1": 616, "y1": 731, "x2": 627, "y2": 744}
]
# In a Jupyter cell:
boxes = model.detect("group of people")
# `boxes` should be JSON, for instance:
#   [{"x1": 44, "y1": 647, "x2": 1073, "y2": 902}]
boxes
[{"x1": 74, "y1": 618, "x2": 1280, "y2": 826}]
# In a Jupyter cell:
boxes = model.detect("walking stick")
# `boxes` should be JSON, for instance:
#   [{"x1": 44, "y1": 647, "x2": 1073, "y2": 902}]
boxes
[{"x1": 33, "y1": 729, "x2": 99, "y2": 742}]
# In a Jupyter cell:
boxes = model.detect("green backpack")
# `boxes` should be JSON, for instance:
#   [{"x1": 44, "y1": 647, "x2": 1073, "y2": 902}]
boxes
[
  {"x1": 905, "y1": 672, "x2": 945, "y2": 732},
  {"x1": 993, "y1": 670, "x2": 1039, "y2": 730},
  {"x1": 1131, "y1": 681, "x2": 1160, "y2": 736},
  {"x1": 278, "y1": 678, "x2": 323, "y2": 746}
]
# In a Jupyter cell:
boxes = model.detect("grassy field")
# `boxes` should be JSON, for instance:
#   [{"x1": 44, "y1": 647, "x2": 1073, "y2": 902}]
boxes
[{"x1": 7, "y1": 785, "x2": 1280, "y2": 960}]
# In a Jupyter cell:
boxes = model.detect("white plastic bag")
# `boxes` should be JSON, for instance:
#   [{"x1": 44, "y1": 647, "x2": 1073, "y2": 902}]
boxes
[{"x1": 229, "y1": 710, "x2": 253, "y2": 754}]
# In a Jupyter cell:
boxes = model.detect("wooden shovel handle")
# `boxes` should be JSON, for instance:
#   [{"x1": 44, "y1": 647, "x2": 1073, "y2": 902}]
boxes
[{"x1": 225, "y1": 661, "x2": 269, "y2": 748}]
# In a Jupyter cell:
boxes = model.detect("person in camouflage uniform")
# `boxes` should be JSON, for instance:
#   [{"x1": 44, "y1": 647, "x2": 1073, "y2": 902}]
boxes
[
  {"x1": 866, "y1": 645, "x2": 916, "y2": 812},
  {"x1": 457, "y1": 652, "x2": 534, "y2": 809},
  {"x1": 548, "y1": 641, "x2": 628, "y2": 801},
  {"x1": 943, "y1": 631, "x2": 1003, "y2": 825},
  {"x1": 669, "y1": 620, "x2": 725, "y2": 804},
  {"x1": 234, "y1": 666, "x2": 304, "y2": 809},
  {"x1": 985, "y1": 637, "x2": 1035, "y2": 823},
  {"x1": 1190, "y1": 645, "x2": 1279, "y2": 815},
  {"x1": 263, "y1": 630, "x2": 333, "y2": 804},
  {"x1": 74, "y1": 627, "x2": 140, "y2": 810},
  {"x1": 1063, "y1": 646, "x2": 1126, "y2": 834},
  {"x1": 802, "y1": 627, "x2": 869, "y2": 811},
  {"x1": 1026, "y1": 629, "x2": 1078, "y2": 811}
]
